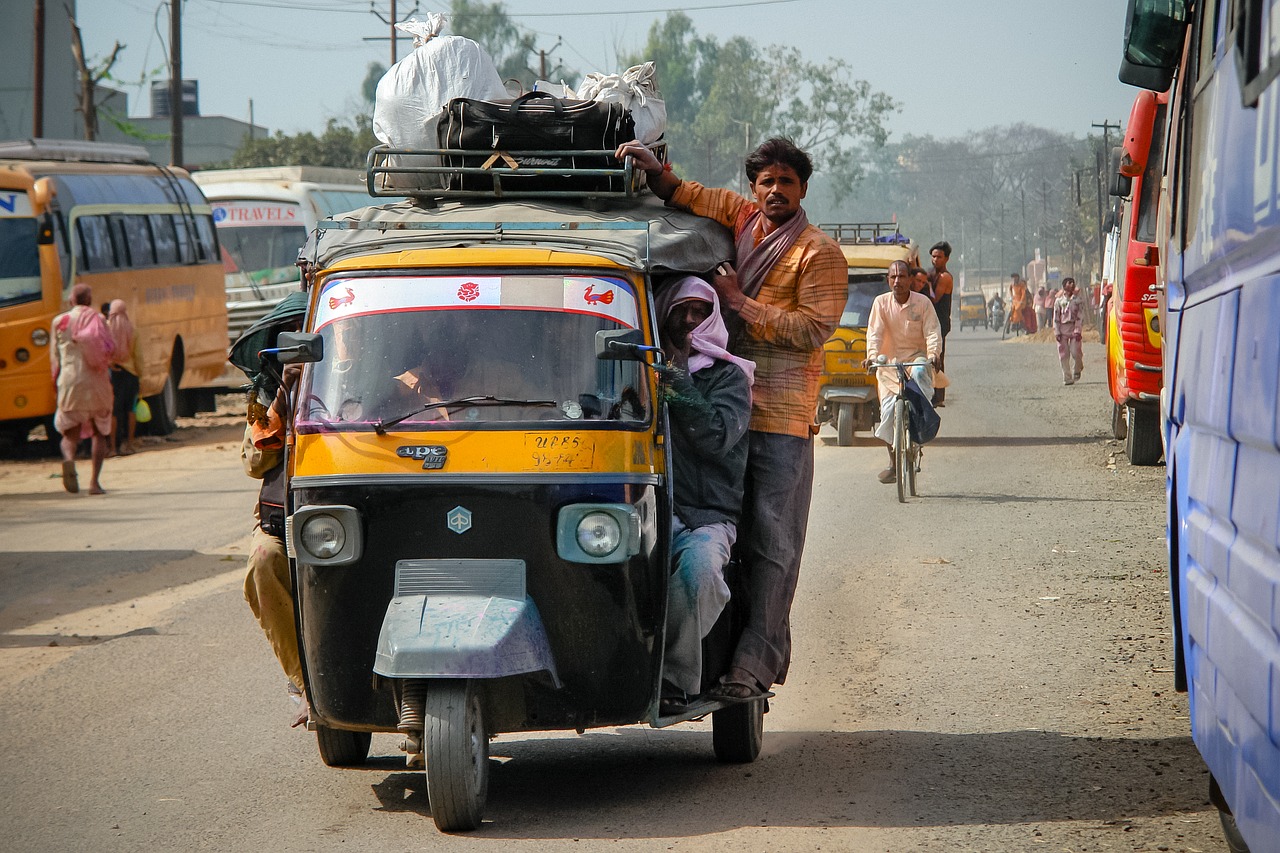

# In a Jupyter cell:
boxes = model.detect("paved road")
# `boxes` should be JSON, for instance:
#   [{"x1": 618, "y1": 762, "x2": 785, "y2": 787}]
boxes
[{"x1": 0, "y1": 331, "x2": 1222, "y2": 852}]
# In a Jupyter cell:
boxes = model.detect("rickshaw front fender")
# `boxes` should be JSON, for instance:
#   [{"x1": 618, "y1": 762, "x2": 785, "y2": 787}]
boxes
[
  {"x1": 373, "y1": 594, "x2": 561, "y2": 686},
  {"x1": 821, "y1": 386, "x2": 875, "y2": 405}
]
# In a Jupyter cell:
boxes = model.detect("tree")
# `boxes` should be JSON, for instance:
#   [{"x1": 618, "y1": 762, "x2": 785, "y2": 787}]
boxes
[
  {"x1": 446, "y1": 0, "x2": 570, "y2": 90},
  {"x1": 626, "y1": 13, "x2": 895, "y2": 197},
  {"x1": 65, "y1": 5, "x2": 123, "y2": 141},
  {"x1": 231, "y1": 117, "x2": 378, "y2": 169},
  {"x1": 362, "y1": 62, "x2": 387, "y2": 106}
]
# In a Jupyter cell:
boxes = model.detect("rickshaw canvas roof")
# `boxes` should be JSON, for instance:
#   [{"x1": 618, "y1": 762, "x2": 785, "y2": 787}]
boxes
[
  {"x1": 838, "y1": 242, "x2": 917, "y2": 270},
  {"x1": 302, "y1": 196, "x2": 735, "y2": 274}
]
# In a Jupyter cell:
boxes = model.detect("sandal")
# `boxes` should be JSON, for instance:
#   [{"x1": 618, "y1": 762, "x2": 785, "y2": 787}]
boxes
[{"x1": 707, "y1": 679, "x2": 765, "y2": 704}]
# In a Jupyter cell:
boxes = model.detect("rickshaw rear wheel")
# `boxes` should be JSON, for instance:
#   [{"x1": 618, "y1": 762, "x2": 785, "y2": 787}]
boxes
[
  {"x1": 836, "y1": 403, "x2": 854, "y2": 446},
  {"x1": 712, "y1": 700, "x2": 764, "y2": 763},
  {"x1": 315, "y1": 725, "x2": 372, "y2": 767},
  {"x1": 424, "y1": 679, "x2": 489, "y2": 832}
]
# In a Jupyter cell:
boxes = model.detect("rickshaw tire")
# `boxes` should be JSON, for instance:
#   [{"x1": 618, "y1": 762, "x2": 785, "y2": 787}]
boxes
[
  {"x1": 315, "y1": 725, "x2": 372, "y2": 767},
  {"x1": 424, "y1": 680, "x2": 489, "y2": 832},
  {"x1": 712, "y1": 700, "x2": 764, "y2": 763},
  {"x1": 908, "y1": 446, "x2": 918, "y2": 497},
  {"x1": 836, "y1": 404, "x2": 854, "y2": 446}
]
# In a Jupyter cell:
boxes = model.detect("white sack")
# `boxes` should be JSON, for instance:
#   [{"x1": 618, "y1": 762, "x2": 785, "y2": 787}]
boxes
[
  {"x1": 576, "y1": 61, "x2": 666, "y2": 144},
  {"x1": 372, "y1": 15, "x2": 508, "y2": 189}
]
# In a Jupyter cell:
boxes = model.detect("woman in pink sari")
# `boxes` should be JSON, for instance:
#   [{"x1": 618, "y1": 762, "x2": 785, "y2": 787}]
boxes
[{"x1": 51, "y1": 283, "x2": 114, "y2": 494}]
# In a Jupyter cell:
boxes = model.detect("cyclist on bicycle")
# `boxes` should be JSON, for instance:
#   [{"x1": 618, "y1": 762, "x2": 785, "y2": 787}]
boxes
[{"x1": 862, "y1": 259, "x2": 942, "y2": 484}]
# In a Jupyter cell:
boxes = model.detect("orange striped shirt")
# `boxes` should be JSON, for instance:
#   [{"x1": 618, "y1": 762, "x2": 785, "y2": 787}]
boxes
[{"x1": 670, "y1": 181, "x2": 848, "y2": 438}]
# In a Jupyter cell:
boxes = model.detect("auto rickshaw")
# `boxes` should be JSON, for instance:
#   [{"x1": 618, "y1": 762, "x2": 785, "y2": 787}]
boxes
[
  {"x1": 271, "y1": 148, "x2": 768, "y2": 832},
  {"x1": 958, "y1": 292, "x2": 988, "y2": 330},
  {"x1": 814, "y1": 223, "x2": 916, "y2": 446}
]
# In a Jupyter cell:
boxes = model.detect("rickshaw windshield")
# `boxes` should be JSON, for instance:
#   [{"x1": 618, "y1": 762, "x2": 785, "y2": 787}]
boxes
[
  {"x1": 297, "y1": 273, "x2": 650, "y2": 431},
  {"x1": 841, "y1": 273, "x2": 890, "y2": 327}
]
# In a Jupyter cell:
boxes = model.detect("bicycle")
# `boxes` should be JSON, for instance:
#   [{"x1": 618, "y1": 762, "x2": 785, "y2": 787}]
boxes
[{"x1": 870, "y1": 357, "x2": 933, "y2": 503}]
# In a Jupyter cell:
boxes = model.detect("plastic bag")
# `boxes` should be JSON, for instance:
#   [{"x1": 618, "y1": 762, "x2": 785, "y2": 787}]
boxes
[
  {"x1": 372, "y1": 14, "x2": 508, "y2": 189},
  {"x1": 577, "y1": 61, "x2": 666, "y2": 144},
  {"x1": 134, "y1": 397, "x2": 152, "y2": 424}
]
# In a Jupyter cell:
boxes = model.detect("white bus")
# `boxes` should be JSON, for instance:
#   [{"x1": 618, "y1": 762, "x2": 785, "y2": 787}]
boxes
[{"x1": 192, "y1": 166, "x2": 379, "y2": 346}]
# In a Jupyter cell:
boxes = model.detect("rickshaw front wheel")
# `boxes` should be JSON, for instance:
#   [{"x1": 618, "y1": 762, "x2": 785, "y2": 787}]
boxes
[
  {"x1": 712, "y1": 700, "x2": 764, "y2": 763},
  {"x1": 425, "y1": 679, "x2": 489, "y2": 832},
  {"x1": 836, "y1": 403, "x2": 855, "y2": 447},
  {"x1": 315, "y1": 725, "x2": 372, "y2": 767}
]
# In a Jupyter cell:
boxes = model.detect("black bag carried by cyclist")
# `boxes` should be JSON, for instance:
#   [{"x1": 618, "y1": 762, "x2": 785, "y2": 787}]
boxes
[
  {"x1": 438, "y1": 92, "x2": 636, "y2": 192},
  {"x1": 902, "y1": 378, "x2": 941, "y2": 444}
]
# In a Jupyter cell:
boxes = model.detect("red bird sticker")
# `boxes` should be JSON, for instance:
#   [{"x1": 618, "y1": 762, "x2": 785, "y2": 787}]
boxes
[
  {"x1": 328, "y1": 287, "x2": 355, "y2": 309},
  {"x1": 583, "y1": 284, "x2": 614, "y2": 305}
]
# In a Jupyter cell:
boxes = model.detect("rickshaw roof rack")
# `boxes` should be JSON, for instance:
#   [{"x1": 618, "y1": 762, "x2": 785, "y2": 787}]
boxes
[
  {"x1": 817, "y1": 222, "x2": 909, "y2": 245},
  {"x1": 304, "y1": 194, "x2": 734, "y2": 275},
  {"x1": 365, "y1": 143, "x2": 666, "y2": 202}
]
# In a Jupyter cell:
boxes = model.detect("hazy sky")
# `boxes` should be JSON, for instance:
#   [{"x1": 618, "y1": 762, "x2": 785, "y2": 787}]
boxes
[{"x1": 80, "y1": 0, "x2": 1137, "y2": 143}]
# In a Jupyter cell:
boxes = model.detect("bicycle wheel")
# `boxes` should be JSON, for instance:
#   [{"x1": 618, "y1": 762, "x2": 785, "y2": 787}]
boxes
[{"x1": 895, "y1": 398, "x2": 908, "y2": 503}]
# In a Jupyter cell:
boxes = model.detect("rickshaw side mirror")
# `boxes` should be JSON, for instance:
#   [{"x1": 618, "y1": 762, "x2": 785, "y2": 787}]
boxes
[
  {"x1": 596, "y1": 329, "x2": 655, "y2": 361},
  {"x1": 271, "y1": 331, "x2": 324, "y2": 365}
]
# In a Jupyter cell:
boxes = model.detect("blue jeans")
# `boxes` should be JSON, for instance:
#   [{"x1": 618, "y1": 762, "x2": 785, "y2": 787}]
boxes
[{"x1": 663, "y1": 518, "x2": 735, "y2": 696}]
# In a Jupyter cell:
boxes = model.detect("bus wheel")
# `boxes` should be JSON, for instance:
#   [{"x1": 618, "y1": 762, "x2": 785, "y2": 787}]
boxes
[
  {"x1": 1219, "y1": 810, "x2": 1251, "y2": 853},
  {"x1": 1125, "y1": 406, "x2": 1162, "y2": 466},
  {"x1": 146, "y1": 372, "x2": 180, "y2": 436}
]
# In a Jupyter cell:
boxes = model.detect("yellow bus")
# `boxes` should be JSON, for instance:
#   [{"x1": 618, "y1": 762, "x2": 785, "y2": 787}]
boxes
[{"x1": 0, "y1": 139, "x2": 226, "y2": 444}]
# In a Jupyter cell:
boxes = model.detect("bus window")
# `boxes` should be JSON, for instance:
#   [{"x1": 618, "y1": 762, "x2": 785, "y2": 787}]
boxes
[
  {"x1": 173, "y1": 215, "x2": 196, "y2": 265},
  {"x1": 0, "y1": 215, "x2": 40, "y2": 307},
  {"x1": 150, "y1": 214, "x2": 178, "y2": 265},
  {"x1": 311, "y1": 189, "x2": 375, "y2": 217},
  {"x1": 77, "y1": 215, "x2": 117, "y2": 272},
  {"x1": 114, "y1": 214, "x2": 155, "y2": 267},
  {"x1": 193, "y1": 215, "x2": 219, "y2": 262}
]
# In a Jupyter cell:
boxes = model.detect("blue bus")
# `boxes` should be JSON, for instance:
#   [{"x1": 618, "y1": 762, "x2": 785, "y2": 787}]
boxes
[{"x1": 1120, "y1": 1, "x2": 1280, "y2": 851}]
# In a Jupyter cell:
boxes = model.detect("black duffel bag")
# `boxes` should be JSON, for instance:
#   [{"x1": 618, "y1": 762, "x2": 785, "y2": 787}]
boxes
[{"x1": 438, "y1": 91, "x2": 636, "y2": 192}]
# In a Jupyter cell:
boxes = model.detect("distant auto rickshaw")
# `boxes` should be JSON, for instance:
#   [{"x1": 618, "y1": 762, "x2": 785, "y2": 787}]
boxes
[
  {"x1": 958, "y1": 292, "x2": 988, "y2": 330},
  {"x1": 814, "y1": 223, "x2": 916, "y2": 446},
  {"x1": 272, "y1": 150, "x2": 770, "y2": 833}
]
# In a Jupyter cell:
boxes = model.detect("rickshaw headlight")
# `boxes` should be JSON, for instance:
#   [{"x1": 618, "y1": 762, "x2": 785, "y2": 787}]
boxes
[
  {"x1": 556, "y1": 504, "x2": 642, "y2": 564},
  {"x1": 576, "y1": 512, "x2": 622, "y2": 557},
  {"x1": 289, "y1": 505, "x2": 362, "y2": 566}
]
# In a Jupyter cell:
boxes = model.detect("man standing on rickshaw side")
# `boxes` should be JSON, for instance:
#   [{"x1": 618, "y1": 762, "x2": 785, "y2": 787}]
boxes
[
  {"x1": 655, "y1": 277, "x2": 754, "y2": 712},
  {"x1": 927, "y1": 242, "x2": 954, "y2": 407},
  {"x1": 863, "y1": 260, "x2": 942, "y2": 484},
  {"x1": 616, "y1": 137, "x2": 847, "y2": 702}
]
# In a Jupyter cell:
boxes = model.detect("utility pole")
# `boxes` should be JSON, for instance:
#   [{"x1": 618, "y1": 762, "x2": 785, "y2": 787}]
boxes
[
  {"x1": 1020, "y1": 186, "x2": 1028, "y2": 273},
  {"x1": 170, "y1": 0, "x2": 183, "y2": 167},
  {"x1": 367, "y1": 2, "x2": 420, "y2": 65},
  {"x1": 1000, "y1": 203, "x2": 1006, "y2": 277},
  {"x1": 33, "y1": 0, "x2": 45, "y2": 137},
  {"x1": 1092, "y1": 119, "x2": 1121, "y2": 159}
]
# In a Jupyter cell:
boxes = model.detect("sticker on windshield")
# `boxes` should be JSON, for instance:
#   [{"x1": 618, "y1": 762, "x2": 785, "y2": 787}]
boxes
[
  {"x1": 564, "y1": 278, "x2": 637, "y2": 328},
  {"x1": 313, "y1": 275, "x2": 637, "y2": 330}
]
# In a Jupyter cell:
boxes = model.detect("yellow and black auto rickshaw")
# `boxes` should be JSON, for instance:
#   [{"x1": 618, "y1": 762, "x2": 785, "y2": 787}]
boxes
[
  {"x1": 269, "y1": 148, "x2": 769, "y2": 832},
  {"x1": 814, "y1": 223, "x2": 917, "y2": 445}
]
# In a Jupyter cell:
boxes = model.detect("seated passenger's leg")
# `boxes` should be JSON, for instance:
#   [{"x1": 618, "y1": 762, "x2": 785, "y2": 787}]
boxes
[{"x1": 663, "y1": 519, "x2": 735, "y2": 697}]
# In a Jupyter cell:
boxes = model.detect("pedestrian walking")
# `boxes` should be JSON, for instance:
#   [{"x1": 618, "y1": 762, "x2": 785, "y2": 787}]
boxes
[
  {"x1": 106, "y1": 299, "x2": 141, "y2": 456},
  {"x1": 51, "y1": 283, "x2": 115, "y2": 494},
  {"x1": 1054, "y1": 277, "x2": 1085, "y2": 385}
]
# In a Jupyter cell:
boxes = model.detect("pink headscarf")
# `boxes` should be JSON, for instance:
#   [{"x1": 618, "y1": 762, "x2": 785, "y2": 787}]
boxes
[
  {"x1": 655, "y1": 276, "x2": 755, "y2": 386},
  {"x1": 56, "y1": 285, "x2": 114, "y2": 372},
  {"x1": 106, "y1": 299, "x2": 134, "y2": 361}
]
